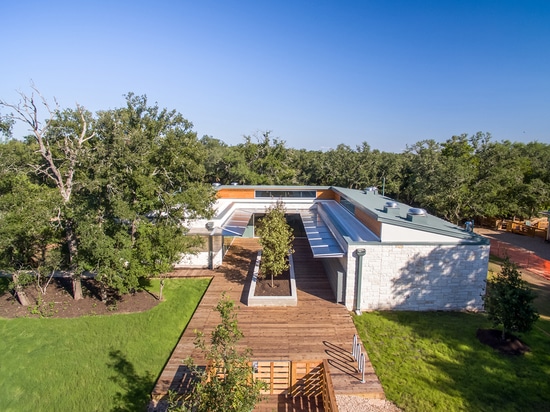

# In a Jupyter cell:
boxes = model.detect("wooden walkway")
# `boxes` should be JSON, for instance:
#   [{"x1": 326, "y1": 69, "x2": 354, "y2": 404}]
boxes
[{"x1": 151, "y1": 238, "x2": 384, "y2": 410}]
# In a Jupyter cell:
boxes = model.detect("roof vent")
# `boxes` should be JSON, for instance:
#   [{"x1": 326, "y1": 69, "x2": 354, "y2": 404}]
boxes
[
  {"x1": 384, "y1": 201, "x2": 400, "y2": 215},
  {"x1": 407, "y1": 208, "x2": 427, "y2": 223},
  {"x1": 230, "y1": 182, "x2": 239, "y2": 186},
  {"x1": 363, "y1": 186, "x2": 378, "y2": 195},
  {"x1": 212, "y1": 182, "x2": 221, "y2": 188}
]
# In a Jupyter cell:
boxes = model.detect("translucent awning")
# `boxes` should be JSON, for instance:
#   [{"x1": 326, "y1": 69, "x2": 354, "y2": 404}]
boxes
[
  {"x1": 221, "y1": 210, "x2": 253, "y2": 236},
  {"x1": 317, "y1": 201, "x2": 380, "y2": 242},
  {"x1": 300, "y1": 209, "x2": 345, "y2": 258}
]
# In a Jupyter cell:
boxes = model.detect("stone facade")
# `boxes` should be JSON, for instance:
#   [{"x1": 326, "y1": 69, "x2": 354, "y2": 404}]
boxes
[{"x1": 344, "y1": 244, "x2": 490, "y2": 311}]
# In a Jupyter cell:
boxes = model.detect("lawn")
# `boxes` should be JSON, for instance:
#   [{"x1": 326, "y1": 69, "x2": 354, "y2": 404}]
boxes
[
  {"x1": 0, "y1": 277, "x2": 210, "y2": 412},
  {"x1": 354, "y1": 311, "x2": 550, "y2": 412}
]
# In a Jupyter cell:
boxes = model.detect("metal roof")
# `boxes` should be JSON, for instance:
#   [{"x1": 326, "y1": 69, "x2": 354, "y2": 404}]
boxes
[{"x1": 332, "y1": 187, "x2": 489, "y2": 243}]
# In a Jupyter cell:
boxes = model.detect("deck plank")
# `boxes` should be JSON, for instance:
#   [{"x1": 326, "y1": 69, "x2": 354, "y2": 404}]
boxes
[{"x1": 151, "y1": 238, "x2": 385, "y2": 409}]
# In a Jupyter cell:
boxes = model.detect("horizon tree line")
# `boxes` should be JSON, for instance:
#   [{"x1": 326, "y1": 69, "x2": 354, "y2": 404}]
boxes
[{"x1": 1, "y1": 88, "x2": 549, "y2": 300}]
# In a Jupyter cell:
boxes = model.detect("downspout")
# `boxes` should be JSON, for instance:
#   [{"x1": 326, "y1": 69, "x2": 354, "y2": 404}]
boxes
[
  {"x1": 355, "y1": 248, "x2": 366, "y2": 315},
  {"x1": 205, "y1": 222, "x2": 214, "y2": 269},
  {"x1": 208, "y1": 234, "x2": 213, "y2": 269}
]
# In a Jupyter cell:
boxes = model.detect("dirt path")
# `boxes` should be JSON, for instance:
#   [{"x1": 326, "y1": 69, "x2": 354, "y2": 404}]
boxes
[
  {"x1": 476, "y1": 228, "x2": 550, "y2": 279},
  {"x1": 477, "y1": 228, "x2": 550, "y2": 321}
]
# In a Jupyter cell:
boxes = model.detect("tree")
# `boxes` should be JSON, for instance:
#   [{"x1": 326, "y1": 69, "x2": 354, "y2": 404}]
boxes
[
  {"x1": 171, "y1": 294, "x2": 266, "y2": 412},
  {"x1": 77, "y1": 93, "x2": 215, "y2": 295},
  {"x1": 0, "y1": 114, "x2": 14, "y2": 139},
  {"x1": 0, "y1": 87, "x2": 95, "y2": 299},
  {"x1": 483, "y1": 258, "x2": 539, "y2": 340},
  {"x1": 0, "y1": 138, "x2": 62, "y2": 305},
  {"x1": 255, "y1": 200, "x2": 294, "y2": 288},
  {"x1": 235, "y1": 132, "x2": 298, "y2": 185}
]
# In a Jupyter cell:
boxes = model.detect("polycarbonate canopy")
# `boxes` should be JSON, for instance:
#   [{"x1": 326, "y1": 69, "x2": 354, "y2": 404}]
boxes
[
  {"x1": 317, "y1": 201, "x2": 380, "y2": 242},
  {"x1": 299, "y1": 209, "x2": 345, "y2": 258},
  {"x1": 220, "y1": 200, "x2": 379, "y2": 258},
  {"x1": 221, "y1": 209, "x2": 253, "y2": 236}
]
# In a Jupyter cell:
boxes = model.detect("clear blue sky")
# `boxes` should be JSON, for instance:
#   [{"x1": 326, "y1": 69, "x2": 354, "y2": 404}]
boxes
[{"x1": 1, "y1": 0, "x2": 549, "y2": 152}]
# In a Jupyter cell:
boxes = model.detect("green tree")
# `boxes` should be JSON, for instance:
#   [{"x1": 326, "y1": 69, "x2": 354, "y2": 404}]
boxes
[
  {"x1": 483, "y1": 258, "x2": 539, "y2": 340},
  {"x1": 0, "y1": 173, "x2": 62, "y2": 305},
  {"x1": 173, "y1": 294, "x2": 266, "y2": 412},
  {"x1": 319, "y1": 144, "x2": 360, "y2": 188},
  {"x1": 78, "y1": 93, "x2": 215, "y2": 295},
  {"x1": 0, "y1": 88, "x2": 95, "y2": 299},
  {"x1": 0, "y1": 114, "x2": 14, "y2": 139},
  {"x1": 236, "y1": 132, "x2": 298, "y2": 185},
  {"x1": 256, "y1": 200, "x2": 294, "y2": 288}
]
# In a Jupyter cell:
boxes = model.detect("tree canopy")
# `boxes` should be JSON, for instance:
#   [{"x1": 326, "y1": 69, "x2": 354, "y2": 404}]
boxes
[{"x1": 0, "y1": 90, "x2": 215, "y2": 298}]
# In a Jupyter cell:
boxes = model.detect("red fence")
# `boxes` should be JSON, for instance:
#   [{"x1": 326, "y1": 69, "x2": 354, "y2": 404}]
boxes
[{"x1": 490, "y1": 239, "x2": 550, "y2": 280}]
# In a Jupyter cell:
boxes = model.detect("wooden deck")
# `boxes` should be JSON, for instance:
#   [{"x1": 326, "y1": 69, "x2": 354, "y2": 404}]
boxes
[{"x1": 151, "y1": 238, "x2": 384, "y2": 410}]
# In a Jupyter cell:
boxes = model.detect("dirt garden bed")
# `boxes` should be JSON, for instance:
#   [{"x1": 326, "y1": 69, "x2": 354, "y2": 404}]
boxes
[
  {"x1": 476, "y1": 328, "x2": 531, "y2": 355},
  {"x1": 0, "y1": 278, "x2": 159, "y2": 318}
]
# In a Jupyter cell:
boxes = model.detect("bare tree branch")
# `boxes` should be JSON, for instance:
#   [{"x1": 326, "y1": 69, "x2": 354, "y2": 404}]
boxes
[{"x1": 1, "y1": 88, "x2": 95, "y2": 204}]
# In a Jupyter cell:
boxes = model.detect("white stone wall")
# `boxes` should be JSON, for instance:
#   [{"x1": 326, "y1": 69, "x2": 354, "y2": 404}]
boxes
[
  {"x1": 344, "y1": 244, "x2": 489, "y2": 311},
  {"x1": 175, "y1": 251, "x2": 210, "y2": 268}
]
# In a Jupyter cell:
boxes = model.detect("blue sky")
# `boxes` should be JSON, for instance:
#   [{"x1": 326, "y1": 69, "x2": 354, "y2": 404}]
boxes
[{"x1": 1, "y1": 0, "x2": 549, "y2": 152}]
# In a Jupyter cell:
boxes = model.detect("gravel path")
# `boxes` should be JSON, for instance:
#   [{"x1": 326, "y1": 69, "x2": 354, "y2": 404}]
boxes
[{"x1": 336, "y1": 395, "x2": 402, "y2": 412}]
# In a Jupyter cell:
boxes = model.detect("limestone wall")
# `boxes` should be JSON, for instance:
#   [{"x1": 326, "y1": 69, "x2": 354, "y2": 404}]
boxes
[{"x1": 344, "y1": 244, "x2": 489, "y2": 311}]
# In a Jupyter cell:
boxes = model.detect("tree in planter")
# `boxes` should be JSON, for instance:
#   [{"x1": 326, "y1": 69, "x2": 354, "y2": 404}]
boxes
[
  {"x1": 255, "y1": 200, "x2": 294, "y2": 288},
  {"x1": 483, "y1": 257, "x2": 539, "y2": 340},
  {"x1": 168, "y1": 293, "x2": 266, "y2": 412}
]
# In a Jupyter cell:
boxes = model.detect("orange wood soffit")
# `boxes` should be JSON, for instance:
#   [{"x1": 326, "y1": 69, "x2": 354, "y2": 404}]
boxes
[
  {"x1": 216, "y1": 188, "x2": 256, "y2": 199},
  {"x1": 355, "y1": 207, "x2": 382, "y2": 237}
]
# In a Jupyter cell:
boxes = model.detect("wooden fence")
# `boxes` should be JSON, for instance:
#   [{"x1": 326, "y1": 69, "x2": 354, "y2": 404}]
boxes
[{"x1": 252, "y1": 360, "x2": 338, "y2": 412}]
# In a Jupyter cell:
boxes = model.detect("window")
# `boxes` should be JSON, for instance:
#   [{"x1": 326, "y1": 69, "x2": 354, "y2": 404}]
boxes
[
  {"x1": 255, "y1": 190, "x2": 316, "y2": 198},
  {"x1": 339, "y1": 198, "x2": 355, "y2": 215}
]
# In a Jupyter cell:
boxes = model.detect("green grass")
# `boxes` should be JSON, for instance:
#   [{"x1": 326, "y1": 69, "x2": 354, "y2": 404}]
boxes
[
  {"x1": 0, "y1": 277, "x2": 210, "y2": 412},
  {"x1": 354, "y1": 312, "x2": 550, "y2": 412}
]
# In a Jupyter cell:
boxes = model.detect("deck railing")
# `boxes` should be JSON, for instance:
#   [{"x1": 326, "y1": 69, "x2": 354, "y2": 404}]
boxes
[
  {"x1": 252, "y1": 359, "x2": 339, "y2": 411},
  {"x1": 352, "y1": 334, "x2": 366, "y2": 383}
]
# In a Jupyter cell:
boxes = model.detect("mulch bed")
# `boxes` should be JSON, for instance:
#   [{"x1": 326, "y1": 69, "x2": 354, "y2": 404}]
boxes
[
  {"x1": 0, "y1": 278, "x2": 159, "y2": 318},
  {"x1": 254, "y1": 270, "x2": 291, "y2": 297},
  {"x1": 476, "y1": 328, "x2": 531, "y2": 355}
]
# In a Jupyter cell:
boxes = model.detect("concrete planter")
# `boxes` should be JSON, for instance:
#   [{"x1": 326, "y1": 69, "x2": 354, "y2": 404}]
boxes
[{"x1": 247, "y1": 251, "x2": 297, "y2": 307}]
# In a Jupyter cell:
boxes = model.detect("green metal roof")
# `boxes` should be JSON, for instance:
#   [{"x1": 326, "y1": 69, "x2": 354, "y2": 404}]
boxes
[{"x1": 332, "y1": 187, "x2": 489, "y2": 244}]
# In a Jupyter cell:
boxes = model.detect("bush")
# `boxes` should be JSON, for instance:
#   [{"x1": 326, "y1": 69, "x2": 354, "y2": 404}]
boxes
[{"x1": 483, "y1": 257, "x2": 539, "y2": 339}]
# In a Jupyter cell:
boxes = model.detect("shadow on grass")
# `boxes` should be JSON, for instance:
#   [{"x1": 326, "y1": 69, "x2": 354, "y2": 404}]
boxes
[
  {"x1": 363, "y1": 311, "x2": 550, "y2": 411},
  {"x1": 108, "y1": 350, "x2": 155, "y2": 412}
]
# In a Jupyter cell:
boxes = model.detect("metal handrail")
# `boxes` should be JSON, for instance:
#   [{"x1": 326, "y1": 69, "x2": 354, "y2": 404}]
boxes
[{"x1": 351, "y1": 334, "x2": 366, "y2": 383}]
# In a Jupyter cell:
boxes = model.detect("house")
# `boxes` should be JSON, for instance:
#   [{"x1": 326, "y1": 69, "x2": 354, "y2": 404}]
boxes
[{"x1": 181, "y1": 185, "x2": 490, "y2": 312}]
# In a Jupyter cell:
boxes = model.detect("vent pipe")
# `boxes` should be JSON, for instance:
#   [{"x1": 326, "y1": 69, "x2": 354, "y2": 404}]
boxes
[
  {"x1": 363, "y1": 186, "x2": 378, "y2": 195},
  {"x1": 407, "y1": 208, "x2": 427, "y2": 223},
  {"x1": 383, "y1": 201, "x2": 400, "y2": 215}
]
